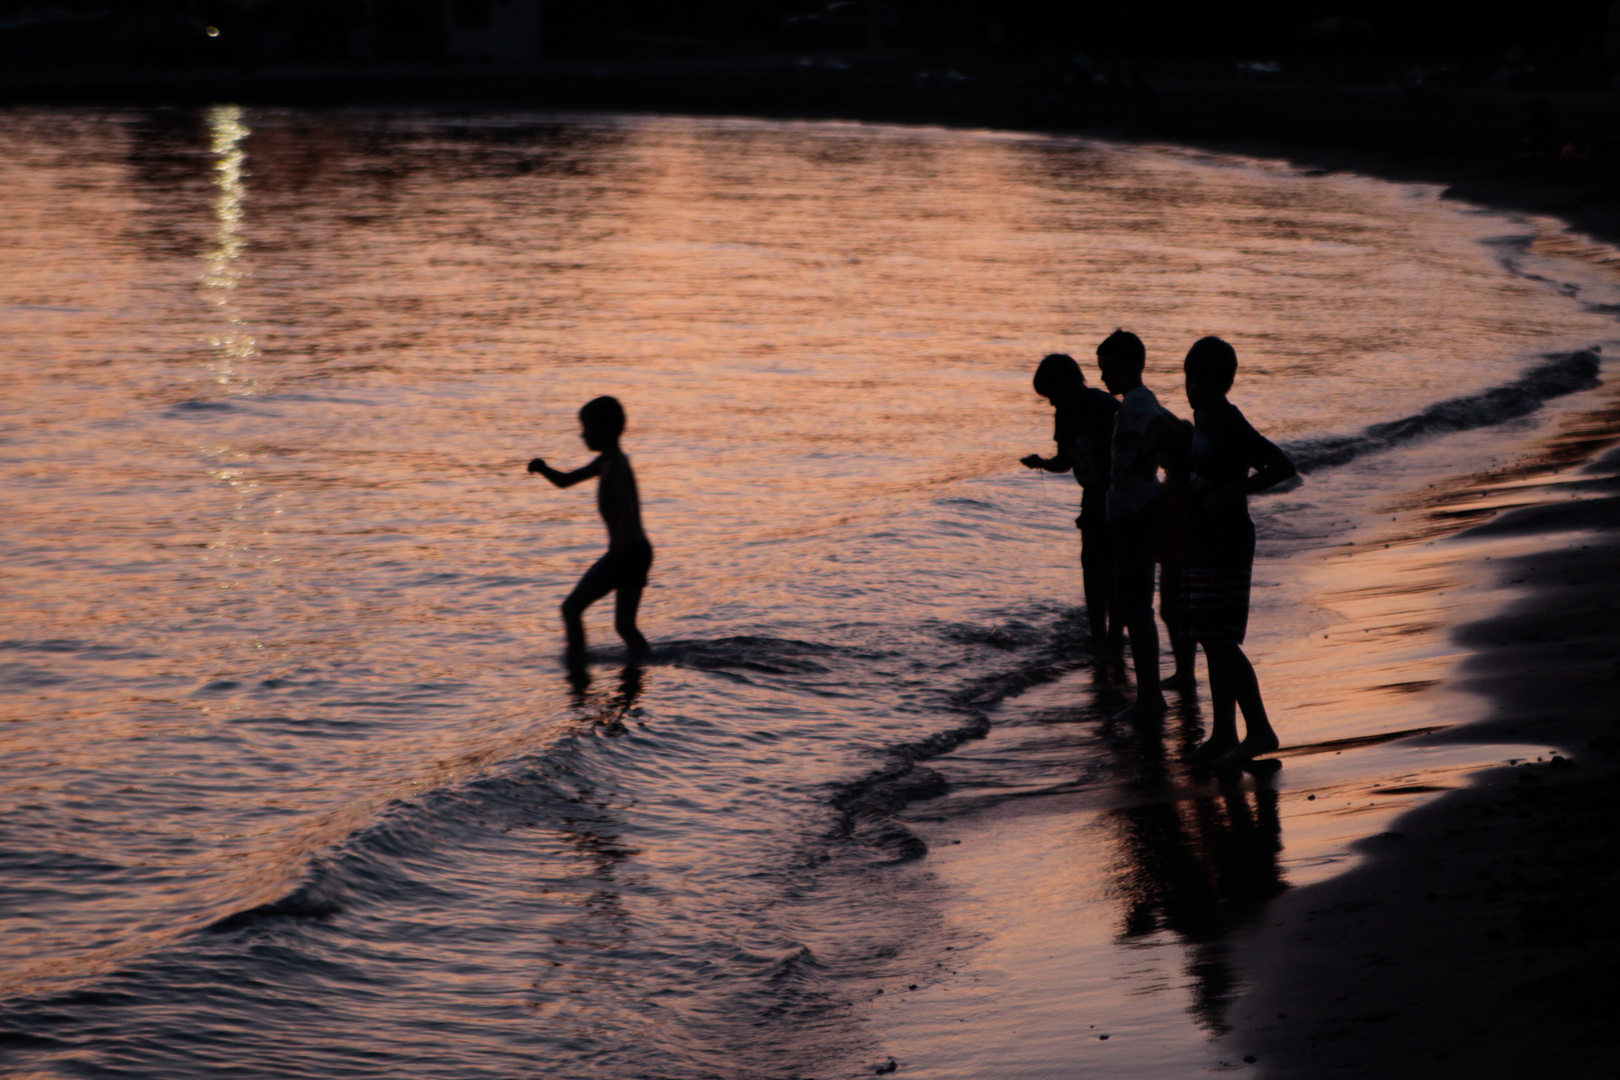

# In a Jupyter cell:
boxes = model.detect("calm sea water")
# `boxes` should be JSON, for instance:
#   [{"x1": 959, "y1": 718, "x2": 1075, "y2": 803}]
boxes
[{"x1": 2, "y1": 107, "x2": 1617, "y2": 1079}]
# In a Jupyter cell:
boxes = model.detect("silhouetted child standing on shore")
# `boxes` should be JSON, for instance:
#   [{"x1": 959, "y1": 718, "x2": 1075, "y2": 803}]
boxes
[
  {"x1": 1098, "y1": 329, "x2": 1177, "y2": 718},
  {"x1": 1021, "y1": 352, "x2": 1121, "y2": 644},
  {"x1": 1158, "y1": 413, "x2": 1199, "y2": 688},
  {"x1": 1181, "y1": 337, "x2": 1296, "y2": 764},
  {"x1": 527, "y1": 396, "x2": 653, "y2": 669}
]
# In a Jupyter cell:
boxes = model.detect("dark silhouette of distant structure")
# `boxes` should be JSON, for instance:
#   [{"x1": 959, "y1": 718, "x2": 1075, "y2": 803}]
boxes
[
  {"x1": 0, "y1": 0, "x2": 541, "y2": 67},
  {"x1": 1, "y1": 0, "x2": 1614, "y2": 75},
  {"x1": 782, "y1": 3, "x2": 898, "y2": 52}
]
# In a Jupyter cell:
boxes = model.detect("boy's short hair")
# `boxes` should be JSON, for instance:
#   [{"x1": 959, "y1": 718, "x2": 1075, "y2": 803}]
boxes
[
  {"x1": 1184, "y1": 336, "x2": 1238, "y2": 392},
  {"x1": 579, "y1": 395, "x2": 625, "y2": 437},
  {"x1": 1033, "y1": 353, "x2": 1084, "y2": 396},
  {"x1": 1096, "y1": 329, "x2": 1145, "y2": 373}
]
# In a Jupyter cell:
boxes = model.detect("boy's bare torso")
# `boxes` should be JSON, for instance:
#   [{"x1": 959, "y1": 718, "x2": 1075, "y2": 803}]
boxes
[{"x1": 596, "y1": 450, "x2": 646, "y2": 550}]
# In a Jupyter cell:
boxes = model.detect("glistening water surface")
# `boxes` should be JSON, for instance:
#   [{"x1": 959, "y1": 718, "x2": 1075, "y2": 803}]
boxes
[{"x1": 2, "y1": 107, "x2": 1617, "y2": 1079}]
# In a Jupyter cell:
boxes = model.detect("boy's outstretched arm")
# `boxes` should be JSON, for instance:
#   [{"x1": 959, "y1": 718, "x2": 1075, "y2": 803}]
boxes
[
  {"x1": 1020, "y1": 448, "x2": 1072, "y2": 472},
  {"x1": 527, "y1": 456, "x2": 602, "y2": 488}
]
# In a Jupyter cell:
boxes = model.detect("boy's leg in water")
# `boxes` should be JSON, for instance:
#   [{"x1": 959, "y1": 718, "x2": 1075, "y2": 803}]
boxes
[
  {"x1": 614, "y1": 579, "x2": 649, "y2": 659},
  {"x1": 1079, "y1": 517, "x2": 1113, "y2": 641},
  {"x1": 561, "y1": 553, "x2": 619, "y2": 667},
  {"x1": 613, "y1": 542, "x2": 653, "y2": 661},
  {"x1": 1111, "y1": 498, "x2": 1167, "y2": 718},
  {"x1": 1201, "y1": 638, "x2": 1279, "y2": 763},
  {"x1": 1081, "y1": 492, "x2": 1123, "y2": 649}
]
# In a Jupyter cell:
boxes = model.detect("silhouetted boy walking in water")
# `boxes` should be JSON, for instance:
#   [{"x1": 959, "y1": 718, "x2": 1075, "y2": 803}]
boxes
[
  {"x1": 527, "y1": 396, "x2": 653, "y2": 669},
  {"x1": 1181, "y1": 337, "x2": 1296, "y2": 764},
  {"x1": 1098, "y1": 330, "x2": 1177, "y2": 718},
  {"x1": 1021, "y1": 353, "x2": 1121, "y2": 643}
]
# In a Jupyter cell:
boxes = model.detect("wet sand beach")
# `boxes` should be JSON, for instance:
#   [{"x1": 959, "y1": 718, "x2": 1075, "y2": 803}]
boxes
[
  {"x1": 844, "y1": 79, "x2": 1620, "y2": 1075},
  {"x1": 1226, "y1": 422, "x2": 1620, "y2": 1077},
  {"x1": 863, "y1": 364, "x2": 1620, "y2": 1078},
  {"x1": 1028, "y1": 74, "x2": 1620, "y2": 1080}
]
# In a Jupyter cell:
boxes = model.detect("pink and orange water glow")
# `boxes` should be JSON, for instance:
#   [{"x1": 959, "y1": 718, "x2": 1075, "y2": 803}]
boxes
[{"x1": 2, "y1": 107, "x2": 1618, "y2": 1078}]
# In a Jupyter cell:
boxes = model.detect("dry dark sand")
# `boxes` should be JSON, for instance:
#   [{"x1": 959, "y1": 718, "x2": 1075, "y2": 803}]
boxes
[{"x1": 1224, "y1": 438, "x2": 1620, "y2": 1077}]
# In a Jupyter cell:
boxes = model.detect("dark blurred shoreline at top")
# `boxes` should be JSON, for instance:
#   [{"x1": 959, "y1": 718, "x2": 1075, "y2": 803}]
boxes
[{"x1": 8, "y1": 2, "x2": 1620, "y2": 246}]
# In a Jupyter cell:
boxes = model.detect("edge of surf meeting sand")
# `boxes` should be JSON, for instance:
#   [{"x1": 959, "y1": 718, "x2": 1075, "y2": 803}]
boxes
[{"x1": 1222, "y1": 373, "x2": 1620, "y2": 1079}]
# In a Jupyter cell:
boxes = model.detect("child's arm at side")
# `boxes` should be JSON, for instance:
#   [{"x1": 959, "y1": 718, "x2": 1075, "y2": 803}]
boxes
[
  {"x1": 527, "y1": 455, "x2": 602, "y2": 488},
  {"x1": 1159, "y1": 416, "x2": 1194, "y2": 474},
  {"x1": 1138, "y1": 410, "x2": 1181, "y2": 469},
  {"x1": 1246, "y1": 439, "x2": 1297, "y2": 494},
  {"x1": 1203, "y1": 437, "x2": 1296, "y2": 514}
]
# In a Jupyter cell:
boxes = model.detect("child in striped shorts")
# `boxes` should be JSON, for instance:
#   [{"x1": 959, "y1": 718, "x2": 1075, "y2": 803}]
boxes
[{"x1": 1181, "y1": 337, "x2": 1297, "y2": 765}]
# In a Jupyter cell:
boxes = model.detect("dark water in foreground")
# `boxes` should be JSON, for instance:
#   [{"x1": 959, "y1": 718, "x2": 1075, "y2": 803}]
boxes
[{"x1": 2, "y1": 108, "x2": 1618, "y2": 1078}]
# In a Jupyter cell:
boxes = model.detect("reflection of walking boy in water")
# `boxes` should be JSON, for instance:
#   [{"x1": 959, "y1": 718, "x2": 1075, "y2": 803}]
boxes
[
  {"x1": 1181, "y1": 338, "x2": 1296, "y2": 763},
  {"x1": 1098, "y1": 330, "x2": 1177, "y2": 718},
  {"x1": 1020, "y1": 353, "x2": 1120, "y2": 644},
  {"x1": 527, "y1": 396, "x2": 653, "y2": 669}
]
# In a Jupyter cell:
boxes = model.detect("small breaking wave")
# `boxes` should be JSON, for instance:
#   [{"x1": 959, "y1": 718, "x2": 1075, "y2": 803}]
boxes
[
  {"x1": 827, "y1": 610, "x2": 1096, "y2": 865},
  {"x1": 656, "y1": 635, "x2": 852, "y2": 675},
  {"x1": 207, "y1": 879, "x2": 344, "y2": 933},
  {"x1": 1285, "y1": 350, "x2": 1602, "y2": 475}
]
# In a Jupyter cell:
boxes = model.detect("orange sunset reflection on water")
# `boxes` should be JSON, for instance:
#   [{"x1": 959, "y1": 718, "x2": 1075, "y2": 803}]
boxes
[{"x1": 1, "y1": 107, "x2": 1618, "y2": 1078}]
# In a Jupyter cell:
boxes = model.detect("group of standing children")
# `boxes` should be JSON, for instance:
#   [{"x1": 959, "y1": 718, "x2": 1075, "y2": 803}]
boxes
[
  {"x1": 1022, "y1": 331, "x2": 1296, "y2": 765},
  {"x1": 522, "y1": 331, "x2": 1295, "y2": 767}
]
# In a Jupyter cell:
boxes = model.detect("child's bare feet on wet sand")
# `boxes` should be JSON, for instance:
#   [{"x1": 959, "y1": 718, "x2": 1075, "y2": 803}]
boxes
[
  {"x1": 1113, "y1": 694, "x2": 1167, "y2": 722},
  {"x1": 1215, "y1": 730, "x2": 1280, "y2": 766},
  {"x1": 1189, "y1": 732, "x2": 1239, "y2": 763}
]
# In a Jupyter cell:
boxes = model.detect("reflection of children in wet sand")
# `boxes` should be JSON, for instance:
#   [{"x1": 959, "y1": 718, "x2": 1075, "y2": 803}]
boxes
[
  {"x1": 1112, "y1": 771, "x2": 1285, "y2": 1033},
  {"x1": 527, "y1": 396, "x2": 653, "y2": 669},
  {"x1": 1181, "y1": 338, "x2": 1296, "y2": 764},
  {"x1": 1020, "y1": 352, "x2": 1121, "y2": 644}
]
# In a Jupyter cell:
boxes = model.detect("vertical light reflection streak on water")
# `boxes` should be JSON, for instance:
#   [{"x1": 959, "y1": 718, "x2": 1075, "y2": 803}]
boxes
[
  {"x1": 0, "y1": 108, "x2": 1617, "y2": 1080},
  {"x1": 204, "y1": 104, "x2": 255, "y2": 385}
]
